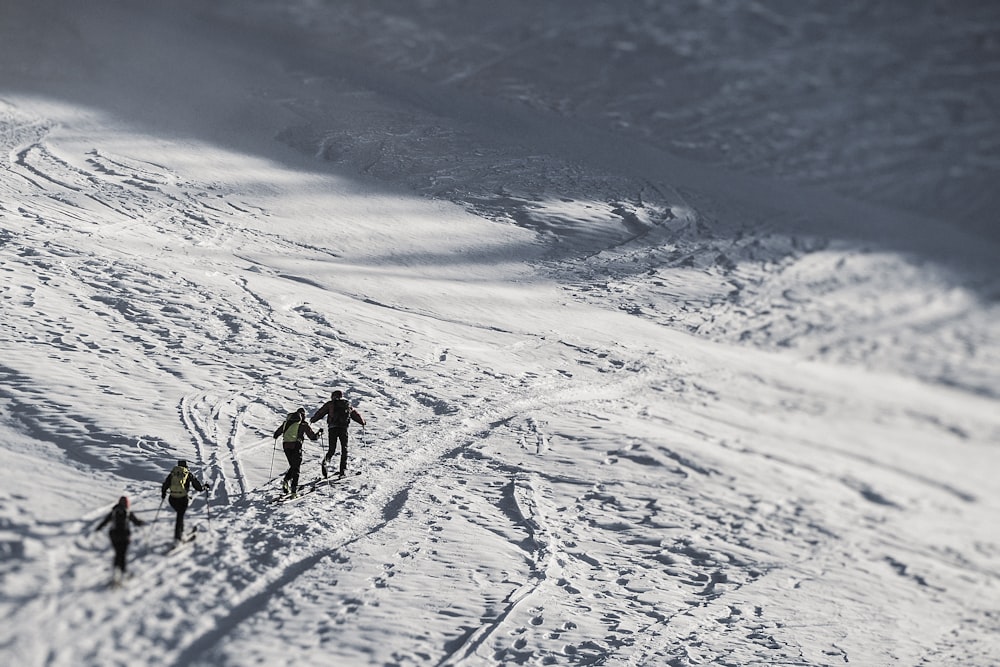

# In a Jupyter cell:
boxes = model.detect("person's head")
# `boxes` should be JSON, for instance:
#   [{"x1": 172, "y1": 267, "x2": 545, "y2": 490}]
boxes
[
  {"x1": 118, "y1": 496, "x2": 129, "y2": 509},
  {"x1": 177, "y1": 459, "x2": 187, "y2": 468},
  {"x1": 331, "y1": 390, "x2": 343, "y2": 399},
  {"x1": 297, "y1": 408, "x2": 306, "y2": 420}
]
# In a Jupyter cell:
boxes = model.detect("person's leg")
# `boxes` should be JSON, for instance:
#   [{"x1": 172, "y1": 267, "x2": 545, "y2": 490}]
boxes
[
  {"x1": 169, "y1": 496, "x2": 188, "y2": 540},
  {"x1": 337, "y1": 429, "x2": 349, "y2": 474},
  {"x1": 289, "y1": 448, "x2": 302, "y2": 493},
  {"x1": 282, "y1": 447, "x2": 296, "y2": 492},
  {"x1": 115, "y1": 536, "x2": 129, "y2": 572},
  {"x1": 322, "y1": 431, "x2": 338, "y2": 478},
  {"x1": 111, "y1": 533, "x2": 127, "y2": 572},
  {"x1": 324, "y1": 433, "x2": 337, "y2": 463}
]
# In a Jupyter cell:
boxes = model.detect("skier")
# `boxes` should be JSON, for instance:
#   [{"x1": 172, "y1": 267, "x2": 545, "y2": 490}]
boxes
[
  {"x1": 273, "y1": 408, "x2": 321, "y2": 496},
  {"x1": 94, "y1": 495, "x2": 144, "y2": 584},
  {"x1": 311, "y1": 389, "x2": 366, "y2": 478},
  {"x1": 160, "y1": 459, "x2": 204, "y2": 543}
]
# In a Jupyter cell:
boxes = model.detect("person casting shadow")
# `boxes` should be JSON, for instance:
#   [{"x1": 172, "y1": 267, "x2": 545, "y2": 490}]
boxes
[{"x1": 161, "y1": 459, "x2": 204, "y2": 543}]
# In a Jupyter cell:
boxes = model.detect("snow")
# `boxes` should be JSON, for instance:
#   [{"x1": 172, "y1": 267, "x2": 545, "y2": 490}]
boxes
[{"x1": 2, "y1": 1, "x2": 999, "y2": 665}]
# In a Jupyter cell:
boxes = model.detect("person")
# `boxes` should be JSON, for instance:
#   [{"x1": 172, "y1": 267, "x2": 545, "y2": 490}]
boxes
[
  {"x1": 161, "y1": 459, "x2": 204, "y2": 543},
  {"x1": 95, "y1": 495, "x2": 144, "y2": 584},
  {"x1": 273, "y1": 408, "x2": 321, "y2": 496},
  {"x1": 311, "y1": 390, "x2": 365, "y2": 478}
]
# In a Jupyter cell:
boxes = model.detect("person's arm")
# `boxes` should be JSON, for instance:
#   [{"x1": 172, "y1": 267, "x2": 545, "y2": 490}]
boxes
[
  {"x1": 304, "y1": 422, "x2": 322, "y2": 441},
  {"x1": 350, "y1": 409, "x2": 366, "y2": 426},
  {"x1": 273, "y1": 422, "x2": 285, "y2": 439},
  {"x1": 161, "y1": 475, "x2": 171, "y2": 499},
  {"x1": 130, "y1": 512, "x2": 145, "y2": 527},
  {"x1": 310, "y1": 403, "x2": 328, "y2": 424},
  {"x1": 95, "y1": 511, "x2": 111, "y2": 531}
]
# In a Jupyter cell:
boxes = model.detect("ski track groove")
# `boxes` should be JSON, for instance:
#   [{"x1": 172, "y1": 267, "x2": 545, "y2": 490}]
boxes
[
  {"x1": 438, "y1": 473, "x2": 558, "y2": 667},
  {"x1": 224, "y1": 399, "x2": 251, "y2": 498},
  {"x1": 178, "y1": 393, "x2": 216, "y2": 501}
]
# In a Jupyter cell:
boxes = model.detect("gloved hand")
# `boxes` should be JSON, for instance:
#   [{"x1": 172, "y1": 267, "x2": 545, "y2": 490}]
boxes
[{"x1": 318, "y1": 428, "x2": 324, "y2": 436}]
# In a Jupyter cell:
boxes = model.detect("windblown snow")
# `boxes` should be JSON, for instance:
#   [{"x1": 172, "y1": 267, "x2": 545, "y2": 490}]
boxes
[{"x1": 1, "y1": 1, "x2": 999, "y2": 666}]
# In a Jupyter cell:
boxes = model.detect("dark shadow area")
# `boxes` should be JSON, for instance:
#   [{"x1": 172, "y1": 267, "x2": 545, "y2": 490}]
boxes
[{"x1": 1, "y1": 0, "x2": 997, "y2": 293}]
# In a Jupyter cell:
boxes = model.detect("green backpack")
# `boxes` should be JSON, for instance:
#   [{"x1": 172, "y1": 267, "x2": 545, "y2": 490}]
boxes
[
  {"x1": 169, "y1": 465, "x2": 190, "y2": 496},
  {"x1": 282, "y1": 413, "x2": 302, "y2": 443}
]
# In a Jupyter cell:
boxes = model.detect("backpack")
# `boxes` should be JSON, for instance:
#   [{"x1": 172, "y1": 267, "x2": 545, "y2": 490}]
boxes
[
  {"x1": 111, "y1": 505, "x2": 129, "y2": 532},
  {"x1": 282, "y1": 413, "x2": 302, "y2": 443},
  {"x1": 169, "y1": 465, "x2": 190, "y2": 496},
  {"x1": 329, "y1": 398, "x2": 351, "y2": 427}
]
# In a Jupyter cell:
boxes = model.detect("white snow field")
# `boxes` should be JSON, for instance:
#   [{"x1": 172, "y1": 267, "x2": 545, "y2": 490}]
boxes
[{"x1": 2, "y1": 1, "x2": 999, "y2": 666}]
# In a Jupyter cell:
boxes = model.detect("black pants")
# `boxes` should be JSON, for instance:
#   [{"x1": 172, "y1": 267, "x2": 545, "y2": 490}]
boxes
[
  {"x1": 283, "y1": 445, "x2": 303, "y2": 492},
  {"x1": 168, "y1": 495, "x2": 190, "y2": 541},
  {"x1": 324, "y1": 427, "x2": 349, "y2": 474},
  {"x1": 110, "y1": 531, "x2": 130, "y2": 572}
]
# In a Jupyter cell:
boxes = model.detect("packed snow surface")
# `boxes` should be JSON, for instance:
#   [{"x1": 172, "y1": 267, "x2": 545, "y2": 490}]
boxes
[{"x1": 1, "y1": 1, "x2": 999, "y2": 666}]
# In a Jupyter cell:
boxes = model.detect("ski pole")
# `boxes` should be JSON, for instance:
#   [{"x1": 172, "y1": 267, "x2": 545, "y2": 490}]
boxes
[
  {"x1": 204, "y1": 484, "x2": 212, "y2": 533},
  {"x1": 361, "y1": 426, "x2": 367, "y2": 472},
  {"x1": 269, "y1": 436, "x2": 277, "y2": 478},
  {"x1": 154, "y1": 495, "x2": 164, "y2": 522}
]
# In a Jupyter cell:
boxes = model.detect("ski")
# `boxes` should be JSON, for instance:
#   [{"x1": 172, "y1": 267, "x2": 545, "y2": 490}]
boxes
[
  {"x1": 273, "y1": 492, "x2": 310, "y2": 505},
  {"x1": 270, "y1": 471, "x2": 360, "y2": 504},
  {"x1": 270, "y1": 477, "x2": 323, "y2": 504},
  {"x1": 308, "y1": 469, "x2": 360, "y2": 489},
  {"x1": 163, "y1": 527, "x2": 198, "y2": 554},
  {"x1": 329, "y1": 470, "x2": 362, "y2": 483}
]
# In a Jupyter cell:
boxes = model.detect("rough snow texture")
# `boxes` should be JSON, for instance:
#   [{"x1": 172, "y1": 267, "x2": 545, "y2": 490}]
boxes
[{"x1": 1, "y1": 2, "x2": 999, "y2": 666}]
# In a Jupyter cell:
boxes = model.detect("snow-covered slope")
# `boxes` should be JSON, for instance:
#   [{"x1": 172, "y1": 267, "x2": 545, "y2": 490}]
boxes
[{"x1": 1, "y1": 2, "x2": 999, "y2": 666}]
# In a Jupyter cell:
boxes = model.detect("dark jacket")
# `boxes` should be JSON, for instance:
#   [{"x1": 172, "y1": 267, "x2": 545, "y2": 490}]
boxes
[
  {"x1": 161, "y1": 465, "x2": 205, "y2": 500},
  {"x1": 274, "y1": 413, "x2": 320, "y2": 448},
  {"x1": 311, "y1": 399, "x2": 365, "y2": 430},
  {"x1": 96, "y1": 504, "x2": 144, "y2": 537}
]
